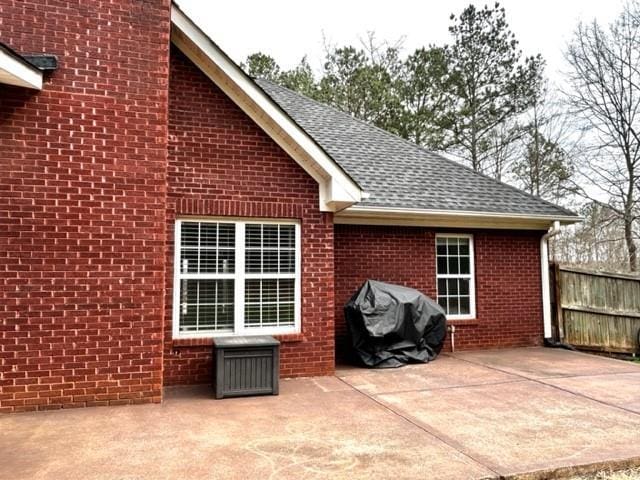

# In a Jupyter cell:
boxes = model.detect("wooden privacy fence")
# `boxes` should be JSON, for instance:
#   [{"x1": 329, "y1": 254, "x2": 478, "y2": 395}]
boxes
[{"x1": 552, "y1": 264, "x2": 640, "y2": 354}]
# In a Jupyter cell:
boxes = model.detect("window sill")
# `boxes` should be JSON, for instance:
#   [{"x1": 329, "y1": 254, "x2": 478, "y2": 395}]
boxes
[{"x1": 171, "y1": 332, "x2": 305, "y2": 348}]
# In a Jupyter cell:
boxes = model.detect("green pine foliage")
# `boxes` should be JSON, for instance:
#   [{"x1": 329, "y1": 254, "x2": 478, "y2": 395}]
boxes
[{"x1": 241, "y1": 3, "x2": 571, "y2": 202}]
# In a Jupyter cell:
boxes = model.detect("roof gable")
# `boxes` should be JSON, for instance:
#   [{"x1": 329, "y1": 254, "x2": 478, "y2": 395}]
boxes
[
  {"x1": 169, "y1": 4, "x2": 579, "y2": 229},
  {"x1": 170, "y1": 4, "x2": 362, "y2": 212}
]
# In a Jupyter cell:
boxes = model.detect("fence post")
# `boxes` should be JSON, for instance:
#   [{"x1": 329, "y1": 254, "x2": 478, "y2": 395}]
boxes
[{"x1": 554, "y1": 263, "x2": 565, "y2": 342}]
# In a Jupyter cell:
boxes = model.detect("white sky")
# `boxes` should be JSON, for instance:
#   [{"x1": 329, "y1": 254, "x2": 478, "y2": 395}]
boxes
[{"x1": 176, "y1": 0, "x2": 624, "y2": 82}]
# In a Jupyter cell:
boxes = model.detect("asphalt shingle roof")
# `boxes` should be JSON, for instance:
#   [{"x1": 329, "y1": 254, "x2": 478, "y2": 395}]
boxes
[{"x1": 256, "y1": 78, "x2": 577, "y2": 218}]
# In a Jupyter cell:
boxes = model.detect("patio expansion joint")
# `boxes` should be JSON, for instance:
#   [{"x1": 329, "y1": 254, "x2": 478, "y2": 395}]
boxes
[
  {"x1": 451, "y1": 355, "x2": 640, "y2": 418},
  {"x1": 534, "y1": 370, "x2": 640, "y2": 380},
  {"x1": 334, "y1": 376, "x2": 503, "y2": 479},
  {"x1": 350, "y1": 378, "x2": 528, "y2": 398}
]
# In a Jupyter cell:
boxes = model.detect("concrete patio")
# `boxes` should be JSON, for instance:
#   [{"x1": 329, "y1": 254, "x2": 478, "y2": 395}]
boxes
[{"x1": 1, "y1": 348, "x2": 640, "y2": 480}]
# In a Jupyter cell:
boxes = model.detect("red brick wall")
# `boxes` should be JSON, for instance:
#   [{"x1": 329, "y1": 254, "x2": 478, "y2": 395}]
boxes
[
  {"x1": 0, "y1": 1, "x2": 171, "y2": 413},
  {"x1": 0, "y1": 2, "x2": 546, "y2": 410},
  {"x1": 164, "y1": 46, "x2": 335, "y2": 385},
  {"x1": 334, "y1": 225, "x2": 544, "y2": 354}
]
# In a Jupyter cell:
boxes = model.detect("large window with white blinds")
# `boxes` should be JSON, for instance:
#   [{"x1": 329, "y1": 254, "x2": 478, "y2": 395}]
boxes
[{"x1": 172, "y1": 219, "x2": 301, "y2": 337}]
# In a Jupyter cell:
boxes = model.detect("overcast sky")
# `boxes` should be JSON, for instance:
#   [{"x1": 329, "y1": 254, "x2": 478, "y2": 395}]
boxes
[{"x1": 177, "y1": 0, "x2": 624, "y2": 83}]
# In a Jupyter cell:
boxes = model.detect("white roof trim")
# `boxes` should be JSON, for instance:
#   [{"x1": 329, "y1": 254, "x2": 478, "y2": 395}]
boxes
[
  {"x1": 0, "y1": 45, "x2": 42, "y2": 90},
  {"x1": 170, "y1": 4, "x2": 362, "y2": 212},
  {"x1": 335, "y1": 205, "x2": 582, "y2": 230}
]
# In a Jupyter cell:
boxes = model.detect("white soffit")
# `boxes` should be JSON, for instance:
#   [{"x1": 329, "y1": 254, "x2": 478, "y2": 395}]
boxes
[{"x1": 335, "y1": 206, "x2": 583, "y2": 230}]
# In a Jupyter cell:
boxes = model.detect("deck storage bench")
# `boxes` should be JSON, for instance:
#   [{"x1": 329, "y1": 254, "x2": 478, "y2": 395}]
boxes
[{"x1": 212, "y1": 336, "x2": 280, "y2": 399}]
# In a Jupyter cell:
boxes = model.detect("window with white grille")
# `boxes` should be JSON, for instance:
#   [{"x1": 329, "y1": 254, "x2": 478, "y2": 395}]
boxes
[
  {"x1": 436, "y1": 234, "x2": 476, "y2": 320},
  {"x1": 173, "y1": 219, "x2": 301, "y2": 337}
]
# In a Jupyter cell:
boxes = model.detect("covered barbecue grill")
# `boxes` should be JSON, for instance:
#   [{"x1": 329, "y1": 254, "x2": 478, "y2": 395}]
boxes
[{"x1": 345, "y1": 280, "x2": 447, "y2": 368}]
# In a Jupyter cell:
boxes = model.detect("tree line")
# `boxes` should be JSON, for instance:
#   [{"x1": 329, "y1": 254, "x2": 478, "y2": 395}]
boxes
[{"x1": 242, "y1": 2, "x2": 640, "y2": 273}]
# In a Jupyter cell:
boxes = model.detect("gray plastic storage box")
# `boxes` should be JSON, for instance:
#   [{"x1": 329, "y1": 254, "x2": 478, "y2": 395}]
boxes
[{"x1": 212, "y1": 336, "x2": 280, "y2": 399}]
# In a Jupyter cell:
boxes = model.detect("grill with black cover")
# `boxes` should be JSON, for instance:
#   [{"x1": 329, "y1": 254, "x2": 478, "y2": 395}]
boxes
[{"x1": 345, "y1": 280, "x2": 447, "y2": 368}]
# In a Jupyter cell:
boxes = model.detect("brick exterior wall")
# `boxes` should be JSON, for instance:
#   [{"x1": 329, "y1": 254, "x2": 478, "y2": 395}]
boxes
[
  {"x1": 0, "y1": 1, "x2": 171, "y2": 413},
  {"x1": 0, "y1": 2, "x2": 550, "y2": 410},
  {"x1": 164, "y1": 46, "x2": 335, "y2": 385},
  {"x1": 334, "y1": 225, "x2": 544, "y2": 355}
]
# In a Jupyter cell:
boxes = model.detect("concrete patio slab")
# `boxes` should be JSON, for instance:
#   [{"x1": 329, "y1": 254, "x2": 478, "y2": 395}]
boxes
[
  {"x1": 0, "y1": 377, "x2": 493, "y2": 480},
  {"x1": 2, "y1": 348, "x2": 640, "y2": 480},
  {"x1": 337, "y1": 355, "x2": 522, "y2": 395},
  {"x1": 375, "y1": 380, "x2": 640, "y2": 478},
  {"x1": 543, "y1": 372, "x2": 640, "y2": 414},
  {"x1": 451, "y1": 347, "x2": 640, "y2": 379}
]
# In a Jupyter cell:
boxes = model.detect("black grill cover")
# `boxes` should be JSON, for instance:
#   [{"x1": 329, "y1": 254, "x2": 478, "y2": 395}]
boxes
[{"x1": 345, "y1": 280, "x2": 447, "y2": 368}]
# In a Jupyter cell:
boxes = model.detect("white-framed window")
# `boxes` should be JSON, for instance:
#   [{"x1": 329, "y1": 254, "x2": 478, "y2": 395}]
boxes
[
  {"x1": 436, "y1": 234, "x2": 476, "y2": 320},
  {"x1": 172, "y1": 218, "x2": 301, "y2": 338}
]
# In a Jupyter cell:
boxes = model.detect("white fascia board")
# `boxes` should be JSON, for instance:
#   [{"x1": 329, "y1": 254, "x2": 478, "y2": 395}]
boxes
[
  {"x1": 0, "y1": 47, "x2": 42, "y2": 90},
  {"x1": 170, "y1": 5, "x2": 362, "y2": 212},
  {"x1": 335, "y1": 205, "x2": 583, "y2": 230}
]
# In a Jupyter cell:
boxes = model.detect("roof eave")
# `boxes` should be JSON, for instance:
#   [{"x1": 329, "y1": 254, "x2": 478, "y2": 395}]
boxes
[
  {"x1": 335, "y1": 205, "x2": 583, "y2": 230},
  {"x1": 169, "y1": 4, "x2": 363, "y2": 212},
  {"x1": 0, "y1": 45, "x2": 43, "y2": 90}
]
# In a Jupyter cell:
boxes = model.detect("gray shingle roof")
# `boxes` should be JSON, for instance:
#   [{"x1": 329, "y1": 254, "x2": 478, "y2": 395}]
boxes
[{"x1": 256, "y1": 78, "x2": 577, "y2": 218}]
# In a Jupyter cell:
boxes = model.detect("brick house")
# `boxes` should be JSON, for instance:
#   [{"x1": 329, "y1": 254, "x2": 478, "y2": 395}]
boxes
[{"x1": 0, "y1": 2, "x2": 579, "y2": 412}]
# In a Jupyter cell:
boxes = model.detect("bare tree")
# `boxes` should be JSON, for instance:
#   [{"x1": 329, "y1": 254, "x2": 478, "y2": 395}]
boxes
[
  {"x1": 486, "y1": 120, "x2": 523, "y2": 181},
  {"x1": 512, "y1": 80, "x2": 576, "y2": 204},
  {"x1": 564, "y1": 1, "x2": 640, "y2": 272},
  {"x1": 552, "y1": 202, "x2": 637, "y2": 270}
]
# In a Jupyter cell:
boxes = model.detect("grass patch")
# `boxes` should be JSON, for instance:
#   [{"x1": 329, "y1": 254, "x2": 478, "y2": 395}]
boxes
[{"x1": 569, "y1": 467, "x2": 640, "y2": 479}]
